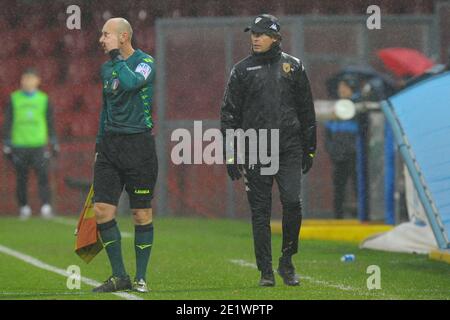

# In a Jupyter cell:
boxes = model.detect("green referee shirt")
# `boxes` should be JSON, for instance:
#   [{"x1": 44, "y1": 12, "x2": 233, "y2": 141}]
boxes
[{"x1": 97, "y1": 49, "x2": 155, "y2": 143}]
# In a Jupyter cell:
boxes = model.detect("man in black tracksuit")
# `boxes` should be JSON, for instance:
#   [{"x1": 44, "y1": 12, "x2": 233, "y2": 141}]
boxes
[{"x1": 220, "y1": 14, "x2": 316, "y2": 286}]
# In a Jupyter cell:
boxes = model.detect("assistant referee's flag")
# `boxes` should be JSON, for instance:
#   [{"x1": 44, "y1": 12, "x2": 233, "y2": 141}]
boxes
[{"x1": 75, "y1": 185, "x2": 103, "y2": 263}]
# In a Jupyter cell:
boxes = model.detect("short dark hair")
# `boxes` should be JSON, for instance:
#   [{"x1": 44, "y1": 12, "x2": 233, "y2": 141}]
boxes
[
  {"x1": 22, "y1": 68, "x2": 39, "y2": 77},
  {"x1": 340, "y1": 75, "x2": 359, "y2": 91}
]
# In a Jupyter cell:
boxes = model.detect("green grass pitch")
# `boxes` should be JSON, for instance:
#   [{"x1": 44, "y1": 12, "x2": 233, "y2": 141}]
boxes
[{"x1": 0, "y1": 216, "x2": 449, "y2": 300}]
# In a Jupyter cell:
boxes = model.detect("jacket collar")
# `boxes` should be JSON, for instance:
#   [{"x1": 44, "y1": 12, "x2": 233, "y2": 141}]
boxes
[{"x1": 251, "y1": 43, "x2": 282, "y2": 65}]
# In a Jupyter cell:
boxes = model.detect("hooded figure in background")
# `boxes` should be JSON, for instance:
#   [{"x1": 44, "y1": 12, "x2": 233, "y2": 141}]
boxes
[{"x1": 325, "y1": 75, "x2": 361, "y2": 219}]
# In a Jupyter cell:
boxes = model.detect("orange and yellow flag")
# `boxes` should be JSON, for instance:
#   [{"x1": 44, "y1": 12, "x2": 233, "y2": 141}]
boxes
[{"x1": 75, "y1": 185, "x2": 103, "y2": 263}]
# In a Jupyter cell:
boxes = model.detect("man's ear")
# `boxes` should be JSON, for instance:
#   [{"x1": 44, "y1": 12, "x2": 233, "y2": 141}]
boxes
[{"x1": 118, "y1": 32, "x2": 126, "y2": 44}]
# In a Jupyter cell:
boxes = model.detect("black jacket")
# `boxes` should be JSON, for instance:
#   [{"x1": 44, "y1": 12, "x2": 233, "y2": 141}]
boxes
[{"x1": 220, "y1": 44, "x2": 316, "y2": 157}]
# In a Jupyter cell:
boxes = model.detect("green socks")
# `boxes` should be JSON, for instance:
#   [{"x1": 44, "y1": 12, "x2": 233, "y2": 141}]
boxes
[
  {"x1": 134, "y1": 223, "x2": 154, "y2": 281},
  {"x1": 98, "y1": 220, "x2": 153, "y2": 281},
  {"x1": 98, "y1": 219, "x2": 127, "y2": 278}
]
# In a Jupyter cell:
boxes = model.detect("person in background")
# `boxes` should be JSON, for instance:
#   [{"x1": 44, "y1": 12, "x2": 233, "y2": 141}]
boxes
[
  {"x1": 2, "y1": 68, "x2": 59, "y2": 219},
  {"x1": 325, "y1": 75, "x2": 360, "y2": 219}
]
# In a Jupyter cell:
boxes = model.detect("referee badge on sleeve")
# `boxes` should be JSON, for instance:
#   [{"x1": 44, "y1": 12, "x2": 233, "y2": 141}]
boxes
[{"x1": 135, "y1": 63, "x2": 152, "y2": 80}]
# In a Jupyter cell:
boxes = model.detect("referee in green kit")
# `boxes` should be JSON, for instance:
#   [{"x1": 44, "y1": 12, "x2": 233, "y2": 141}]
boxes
[{"x1": 93, "y1": 18, "x2": 157, "y2": 293}]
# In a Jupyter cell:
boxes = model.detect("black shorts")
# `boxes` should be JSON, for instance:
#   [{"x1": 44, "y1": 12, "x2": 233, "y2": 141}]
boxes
[{"x1": 94, "y1": 131, "x2": 158, "y2": 209}]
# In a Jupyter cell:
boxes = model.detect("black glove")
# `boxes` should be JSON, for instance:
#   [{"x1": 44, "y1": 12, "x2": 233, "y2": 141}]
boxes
[
  {"x1": 2, "y1": 145, "x2": 12, "y2": 161},
  {"x1": 226, "y1": 157, "x2": 242, "y2": 181},
  {"x1": 302, "y1": 124, "x2": 317, "y2": 174},
  {"x1": 302, "y1": 152, "x2": 314, "y2": 174},
  {"x1": 223, "y1": 133, "x2": 243, "y2": 181},
  {"x1": 95, "y1": 143, "x2": 101, "y2": 162}
]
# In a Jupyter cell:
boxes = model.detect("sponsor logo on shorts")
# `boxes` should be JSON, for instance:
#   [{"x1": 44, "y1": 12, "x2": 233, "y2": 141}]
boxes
[{"x1": 134, "y1": 189, "x2": 151, "y2": 195}]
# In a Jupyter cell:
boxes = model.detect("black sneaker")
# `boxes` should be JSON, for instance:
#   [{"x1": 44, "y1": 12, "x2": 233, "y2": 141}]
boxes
[
  {"x1": 259, "y1": 270, "x2": 275, "y2": 287},
  {"x1": 92, "y1": 275, "x2": 132, "y2": 293},
  {"x1": 277, "y1": 258, "x2": 300, "y2": 286}
]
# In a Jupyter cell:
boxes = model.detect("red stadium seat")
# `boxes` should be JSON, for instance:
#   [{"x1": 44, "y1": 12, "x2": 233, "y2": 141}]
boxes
[
  {"x1": 0, "y1": 86, "x2": 15, "y2": 107},
  {"x1": 28, "y1": 29, "x2": 61, "y2": 57},
  {"x1": 0, "y1": 15, "x2": 9, "y2": 30},
  {"x1": 21, "y1": 14, "x2": 48, "y2": 31},
  {"x1": 133, "y1": 27, "x2": 155, "y2": 54},
  {"x1": 49, "y1": 86, "x2": 77, "y2": 114},
  {"x1": 32, "y1": 58, "x2": 62, "y2": 85},
  {"x1": 76, "y1": 84, "x2": 103, "y2": 113},
  {"x1": 1, "y1": 57, "x2": 62, "y2": 88},
  {"x1": 54, "y1": 112, "x2": 74, "y2": 140},
  {"x1": 64, "y1": 57, "x2": 103, "y2": 85},
  {"x1": 69, "y1": 112, "x2": 100, "y2": 138},
  {"x1": 0, "y1": 58, "x2": 22, "y2": 87},
  {"x1": 65, "y1": 59, "x2": 94, "y2": 84},
  {"x1": 62, "y1": 31, "x2": 97, "y2": 56},
  {"x1": 0, "y1": 31, "x2": 23, "y2": 58}
]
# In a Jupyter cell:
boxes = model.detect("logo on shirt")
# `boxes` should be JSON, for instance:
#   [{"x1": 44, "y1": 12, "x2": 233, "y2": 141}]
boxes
[
  {"x1": 111, "y1": 78, "x2": 119, "y2": 90},
  {"x1": 135, "y1": 63, "x2": 152, "y2": 80},
  {"x1": 282, "y1": 63, "x2": 291, "y2": 73},
  {"x1": 247, "y1": 65, "x2": 262, "y2": 71}
]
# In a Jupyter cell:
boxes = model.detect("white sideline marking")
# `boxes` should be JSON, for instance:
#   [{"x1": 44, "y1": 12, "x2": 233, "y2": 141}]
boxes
[
  {"x1": 0, "y1": 244, "x2": 143, "y2": 300},
  {"x1": 230, "y1": 259, "x2": 355, "y2": 291},
  {"x1": 0, "y1": 292, "x2": 90, "y2": 297},
  {"x1": 51, "y1": 217, "x2": 133, "y2": 238}
]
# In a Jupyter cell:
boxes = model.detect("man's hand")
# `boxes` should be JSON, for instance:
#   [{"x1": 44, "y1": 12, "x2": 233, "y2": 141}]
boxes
[
  {"x1": 226, "y1": 157, "x2": 242, "y2": 181},
  {"x1": 302, "y1": 152, "x2": 314, "y2": 174},
  {"x1": 302, "y1": 124, "x2": 317, "y2": 174},
  {"x1": 51, "y1": 144, "x2": 60, "y2": 158},
  {"x1": 2, "y1": 145, "x2": 12, "y2": 161}
]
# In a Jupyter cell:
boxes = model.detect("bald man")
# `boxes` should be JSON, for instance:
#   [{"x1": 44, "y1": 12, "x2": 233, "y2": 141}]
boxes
[{"x1": 93, "y1": 18, "x2": 157, "y2": 293}]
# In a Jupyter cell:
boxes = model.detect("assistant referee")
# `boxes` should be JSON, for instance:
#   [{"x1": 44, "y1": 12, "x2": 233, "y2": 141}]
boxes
[{"x1": 93, "y1": 18, "x2": 157, "y2": 293}]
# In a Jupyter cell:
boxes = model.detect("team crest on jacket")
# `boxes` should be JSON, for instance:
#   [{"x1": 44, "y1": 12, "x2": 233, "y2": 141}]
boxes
[{"x1": 282, "y1": 63, "x2": 291, "y2": 73}]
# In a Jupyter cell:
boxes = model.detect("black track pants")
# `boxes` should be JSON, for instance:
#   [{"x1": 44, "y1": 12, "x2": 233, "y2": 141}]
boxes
[{"x1": 243, "y1": 149, "x2": 303, "y2": 272}]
